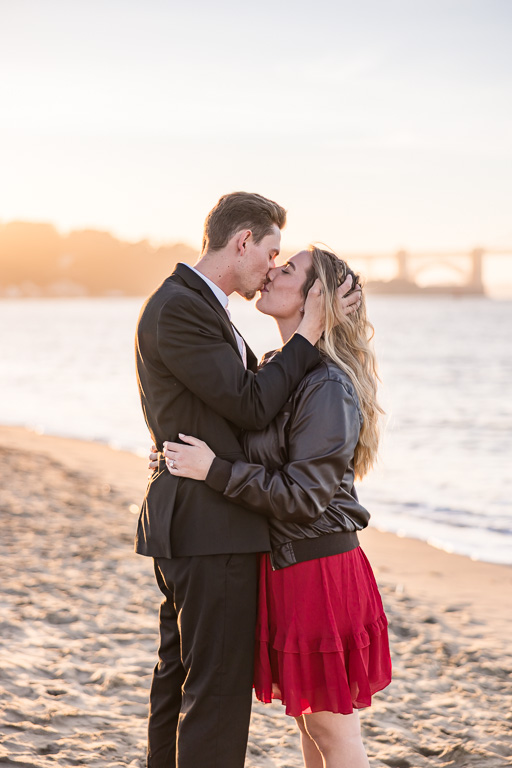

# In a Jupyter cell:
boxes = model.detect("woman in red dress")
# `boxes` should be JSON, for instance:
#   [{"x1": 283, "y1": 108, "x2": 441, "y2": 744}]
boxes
[{"x1": 159, "y1": 246, "x2": 392, "y2": 768}]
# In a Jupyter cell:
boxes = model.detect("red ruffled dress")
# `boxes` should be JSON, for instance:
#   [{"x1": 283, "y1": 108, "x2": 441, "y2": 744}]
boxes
[{"x1": 254, "y1": 546, "x2": 392, "y2": 717}]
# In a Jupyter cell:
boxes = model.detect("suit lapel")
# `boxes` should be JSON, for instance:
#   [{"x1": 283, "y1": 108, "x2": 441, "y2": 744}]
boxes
[{"x1": 170, "y1": 263, "x2": 255, "y2": 365}]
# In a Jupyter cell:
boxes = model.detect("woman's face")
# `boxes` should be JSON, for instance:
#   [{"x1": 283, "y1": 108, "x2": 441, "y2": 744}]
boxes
[{"x1": 255, "y1": 249, "x2": 313, "y2": 321}]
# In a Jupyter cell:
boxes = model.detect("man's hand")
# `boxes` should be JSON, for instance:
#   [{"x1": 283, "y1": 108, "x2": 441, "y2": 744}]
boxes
[
  {"x1": 296, "y1": 275, "x2": 362, "y2": 345},
  {"x1": 296, "y1": 278, "x2": 325, "y2": 345},
  {"x1": 337, "y1": 275, "x2": 362, "y2": 316}
]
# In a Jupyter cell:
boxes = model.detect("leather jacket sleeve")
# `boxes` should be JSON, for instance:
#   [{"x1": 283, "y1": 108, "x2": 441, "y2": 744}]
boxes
[{"x1": 205, "y1": 376, "x2": 361, "y2": 524}]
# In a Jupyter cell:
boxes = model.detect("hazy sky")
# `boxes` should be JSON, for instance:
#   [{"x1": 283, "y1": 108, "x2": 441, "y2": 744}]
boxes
[{"x1": 1, "y1": 0, "x2": 511, "y2": 255}]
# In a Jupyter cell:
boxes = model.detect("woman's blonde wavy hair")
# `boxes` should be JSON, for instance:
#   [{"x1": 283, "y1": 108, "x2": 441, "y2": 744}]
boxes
[{"x1": 302, "y1": 246, "x2": 383, "y2": 479}]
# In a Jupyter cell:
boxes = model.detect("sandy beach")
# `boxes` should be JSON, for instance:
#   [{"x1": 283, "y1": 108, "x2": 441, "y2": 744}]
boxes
[{"x1": 1, "y1": 425, "x2": 511, "y2": 768}]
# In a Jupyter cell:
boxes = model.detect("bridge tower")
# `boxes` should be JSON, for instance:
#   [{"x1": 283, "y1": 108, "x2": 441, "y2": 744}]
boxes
[
  {"x1": 396, "y1": 250, "x2": 410, "y2": 282},
  {"x1": 469, "y1": 248, "x2": 484, "y2": 290}
]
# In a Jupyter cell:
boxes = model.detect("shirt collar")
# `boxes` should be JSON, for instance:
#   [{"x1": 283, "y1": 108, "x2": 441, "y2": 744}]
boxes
[{"x1": 183, "y1": 263, "x2": 229, "y2": 310}]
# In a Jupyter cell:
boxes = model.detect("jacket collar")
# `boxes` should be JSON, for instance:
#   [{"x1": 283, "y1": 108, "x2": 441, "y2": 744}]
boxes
[
  {"x1": 170, "y1": 263, "x2": 257, "y2": 371},
  {"x1": 185, "y1": 264, "x2": 229, "y2": 311},
  {"x1": 172, "y1": 262, "x2": 230, "y2": 321}
]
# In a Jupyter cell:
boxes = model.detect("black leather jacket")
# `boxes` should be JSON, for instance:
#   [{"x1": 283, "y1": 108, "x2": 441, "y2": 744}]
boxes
[{"x1": 206, "y1": 356, "x2": 370, "y2": 569}]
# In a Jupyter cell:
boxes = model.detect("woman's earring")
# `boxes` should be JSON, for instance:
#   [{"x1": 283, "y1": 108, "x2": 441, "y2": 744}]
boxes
[{"x1": 299, "y1": 307, "x2": 305, "y2": 314}]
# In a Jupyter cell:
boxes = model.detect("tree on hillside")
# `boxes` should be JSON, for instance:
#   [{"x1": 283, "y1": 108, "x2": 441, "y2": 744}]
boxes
[
  {"x1": 0, "y1": 222, "x2": 62, "y2": 287},
  {"x1": 0, "y1": 222, "x2": 197, "y2": 296}
]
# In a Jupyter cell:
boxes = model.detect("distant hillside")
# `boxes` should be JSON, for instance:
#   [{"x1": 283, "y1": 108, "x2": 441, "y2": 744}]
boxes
[{"x1": 0, "y1": 222, "x2": 197, "y2": 297}]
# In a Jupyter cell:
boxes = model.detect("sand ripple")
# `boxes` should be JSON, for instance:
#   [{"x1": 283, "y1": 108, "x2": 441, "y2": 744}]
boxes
[{"x1": 0, "y1": 446, "x2": 510, "y2": 767}]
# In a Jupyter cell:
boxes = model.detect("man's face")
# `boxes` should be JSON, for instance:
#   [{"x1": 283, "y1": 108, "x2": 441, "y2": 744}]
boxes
[{"x1": 236, "y1": 225, "x2": 281, "y2": 300}]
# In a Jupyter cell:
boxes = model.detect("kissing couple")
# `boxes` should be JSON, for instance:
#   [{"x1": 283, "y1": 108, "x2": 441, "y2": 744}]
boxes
[{"x1": 135, "y1": 191, "x2": 392, "y2": 768}]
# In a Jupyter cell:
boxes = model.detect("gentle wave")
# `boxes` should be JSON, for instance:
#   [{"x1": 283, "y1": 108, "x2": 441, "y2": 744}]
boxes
[{"x1": 1, "y1": 295, "x2": 511, "y2": 564}]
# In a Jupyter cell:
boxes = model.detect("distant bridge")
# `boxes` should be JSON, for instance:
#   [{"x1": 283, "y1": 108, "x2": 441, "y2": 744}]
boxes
[{"x1": 342, "y1": 248, "x2": 512, "y2": 293}]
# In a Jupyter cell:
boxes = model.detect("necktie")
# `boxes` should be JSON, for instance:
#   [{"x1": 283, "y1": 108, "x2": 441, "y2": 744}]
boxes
[{"x1": 225, "y1": 307, "x2": 247, "y2": 369}]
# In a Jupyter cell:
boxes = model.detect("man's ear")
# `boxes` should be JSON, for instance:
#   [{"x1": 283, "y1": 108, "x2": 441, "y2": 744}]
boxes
[{"x1": 235, "y1": 229, "x2": 252, "y2": 257}]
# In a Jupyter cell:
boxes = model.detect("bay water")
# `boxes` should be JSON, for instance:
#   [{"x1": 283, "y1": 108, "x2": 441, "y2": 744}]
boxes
[{"x1": 1, "y1": 295, "x2": 510, "y2": 565}]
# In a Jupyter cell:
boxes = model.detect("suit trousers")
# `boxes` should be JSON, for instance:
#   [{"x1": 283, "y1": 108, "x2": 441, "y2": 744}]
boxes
[{"x1": 147, "y1": 552, "x2": 259, "y2": 768}]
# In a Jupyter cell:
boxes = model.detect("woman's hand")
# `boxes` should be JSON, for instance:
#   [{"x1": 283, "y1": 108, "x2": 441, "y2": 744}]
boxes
[
  {"x1": 148, "y1": 445, "x2": 159, "y2": 472},
  {"x1": 163, "y1": 433, "x2": 216, "y2": 481}
]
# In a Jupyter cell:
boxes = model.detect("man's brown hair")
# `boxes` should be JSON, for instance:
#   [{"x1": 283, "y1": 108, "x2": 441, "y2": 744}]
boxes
[{"x1": 202, "y1": 192, "x2": 286, "y2": 253}]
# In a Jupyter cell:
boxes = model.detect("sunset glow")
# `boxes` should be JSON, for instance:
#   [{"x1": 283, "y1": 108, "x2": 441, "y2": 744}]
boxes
[{"x1": 1, "y1": 1, "x2": 511, "y2": 258}]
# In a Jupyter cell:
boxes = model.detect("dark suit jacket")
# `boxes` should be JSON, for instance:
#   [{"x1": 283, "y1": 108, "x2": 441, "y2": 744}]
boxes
[{"x1": 134, "y1": 263, "x2": 320, "y2": 558}]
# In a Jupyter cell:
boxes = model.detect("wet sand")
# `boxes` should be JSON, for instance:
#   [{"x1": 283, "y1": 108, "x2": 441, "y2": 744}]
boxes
[{"x1": 0, "y1": 425, "x2": 511, "y2": 767}]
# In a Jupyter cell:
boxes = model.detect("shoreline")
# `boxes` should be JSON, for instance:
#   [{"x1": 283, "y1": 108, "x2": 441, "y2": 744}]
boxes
[
  {"x1": 1, "y1": 425, "x2": 511, "y2": 767},
  {"x1": 4, "y1": 423, "x2": 511, "y2": 569},
  {"x1": 3, "y1": 424, "x2": 511, "y2": 632}
]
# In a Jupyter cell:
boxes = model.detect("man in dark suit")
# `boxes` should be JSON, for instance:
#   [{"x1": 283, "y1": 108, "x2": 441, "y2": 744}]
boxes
[{"x1": 135, "y1": 192, "x2": 359, "y2": 768}]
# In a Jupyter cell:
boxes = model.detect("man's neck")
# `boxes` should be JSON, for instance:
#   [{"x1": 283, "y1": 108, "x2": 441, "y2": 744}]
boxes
[{"x1": 193, "y1": 252, "x2": 237, "y2": 296}]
